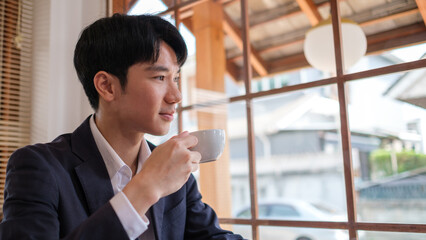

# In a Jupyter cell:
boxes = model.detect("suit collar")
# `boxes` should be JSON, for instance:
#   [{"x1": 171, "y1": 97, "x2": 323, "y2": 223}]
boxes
[
  {"x1": 71, "y1": 115, "x2": 103, "y2": 164},
  {"x1": 71, "y1": 116, "x2": 164, "y2": 238},
  {"x1": 72, "y1": 116, "x2": 114, "y2": 215},
  {"x1": 146, "y1": 142, "x2": 165, "y2": 240}
]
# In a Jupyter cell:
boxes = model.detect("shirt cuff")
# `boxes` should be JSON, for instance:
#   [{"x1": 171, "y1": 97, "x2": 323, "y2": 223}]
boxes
[{"x1": 110, "y1": 191, "x2": 149, "y2": 239}]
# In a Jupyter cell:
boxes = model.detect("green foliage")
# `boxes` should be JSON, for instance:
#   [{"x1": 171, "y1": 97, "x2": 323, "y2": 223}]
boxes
[
  {"x1": 397, "y1": 150, "x2": 426, "y2": 172},
  {"x1": 369, "y1": 149, "x2": 393, "y2": 178},
  {"x1": 369, "y1": 149, "x2": 426, "y2": 179}
]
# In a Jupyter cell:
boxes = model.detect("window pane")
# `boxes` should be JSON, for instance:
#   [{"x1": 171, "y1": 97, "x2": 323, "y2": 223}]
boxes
[
  {"x1": 250, "y1": 68, "x2": 326, "y2": 93},
  {"x1": 128, "y1": 0, "x2": 170, "y2": 15},
  {"x1": 338, "y1": 1, "x2": 425, "y2": 74},
  {"x1": 359, "y1": 231, "x2": 426, "y2": 240},
  {"x1": 227, "y1": 224, "x2": 252, "y2": 240},
  {"x1": 179, "y1": 1, "x2": 246, "y2": 107},
  {"x1": 269, "y1": 204, "x2": 300, "y2": 217},
  {"x1": 259, "y1": 226, "x2": 348, "y2": 240},
  {"x1": 348, "y1": 69, "x2": 426, "y2": 224},
  {"x1": 224, "y1": 0, "x2": 338, "y2": 90},
  {"x1": 182, "y1": 101, "x2": 251, "y2": 220},
  {"x1": 227, "y1": 101, "x2": 251, "y2": 219},
  {"x1": 349, "y1": 43, "x2": 426, "y2": 74},
  {"x1": 252, "y1": 85, "x2": 348, "y2": 222}
]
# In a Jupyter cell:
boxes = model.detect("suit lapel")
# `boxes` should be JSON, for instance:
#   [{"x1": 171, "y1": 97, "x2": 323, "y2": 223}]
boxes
[
  {"x1": 72, "y1": 116, "x2": 114, "y2": 215},
  {"x1": 74, "y1": 160, "x2": 114, "y2": 215},
  {"x1": 71, "y1": 118, "x2": 166, "y2": 237},
  {"x1": 152, "y1": 197, "x2": 165, "y2": 240},
  {"x1": 146, "y1": 141, "x2": 166, "y2": 240}
]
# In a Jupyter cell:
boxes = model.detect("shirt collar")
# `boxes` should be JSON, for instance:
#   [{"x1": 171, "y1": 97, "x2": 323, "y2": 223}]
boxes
[{"x1": 89, "y1": 115, "x2": 151, "y2": 180}]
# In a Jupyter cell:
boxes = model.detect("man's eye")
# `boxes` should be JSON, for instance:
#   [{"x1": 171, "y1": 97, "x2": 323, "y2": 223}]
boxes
[
  {"x1": 155, "y1": 76, "x2": 165, "y2": 80},
  {"x1": 173, "y1": 76, "x2": 180, "y2": 83}
]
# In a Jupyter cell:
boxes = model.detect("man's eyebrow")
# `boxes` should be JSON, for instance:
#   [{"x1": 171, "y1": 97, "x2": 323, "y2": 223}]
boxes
[
  {"x1": 145, "y1": 65, "x2": 170, "y2": 72},
  {"x1": 145, "y1": 65, "x2": 181, "y2": 74}
]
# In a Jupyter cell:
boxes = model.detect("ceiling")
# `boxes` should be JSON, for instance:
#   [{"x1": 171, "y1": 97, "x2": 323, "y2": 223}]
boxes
[
  {"x1": 123, "y1": 0, "x2": 426, "y2": 81},
  {"x1": 221, "y1": 0, "x2": 426, "y2": 81}
]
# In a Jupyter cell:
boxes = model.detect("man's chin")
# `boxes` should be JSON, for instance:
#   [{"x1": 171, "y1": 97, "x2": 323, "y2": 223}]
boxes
[{"x1": 149, "y1": 127, "x2": 170, "y2": 136}]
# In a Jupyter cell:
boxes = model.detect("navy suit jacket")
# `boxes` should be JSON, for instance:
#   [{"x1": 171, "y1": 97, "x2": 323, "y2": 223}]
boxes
[{"x1": 0, "y1": 117, "x2": 243, "y2": 240}]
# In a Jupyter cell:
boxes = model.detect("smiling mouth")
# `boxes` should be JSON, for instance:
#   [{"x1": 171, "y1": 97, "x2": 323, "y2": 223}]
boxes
[{"x1": 159, "y1": 112, "x2": 174, "y2": 121}]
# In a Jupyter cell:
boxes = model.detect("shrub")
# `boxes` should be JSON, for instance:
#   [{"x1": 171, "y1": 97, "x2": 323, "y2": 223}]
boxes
[{"x1": 369, "y1": 149, "x2": 426, "y2": 179}]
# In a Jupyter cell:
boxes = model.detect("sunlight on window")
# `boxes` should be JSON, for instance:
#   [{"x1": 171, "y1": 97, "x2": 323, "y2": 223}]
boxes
[{"x1": 389, "y1": 43, "x2": 426, "y2": 62}]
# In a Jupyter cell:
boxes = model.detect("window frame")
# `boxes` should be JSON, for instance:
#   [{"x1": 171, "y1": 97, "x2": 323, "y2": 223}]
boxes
[{"x1": 124, "y1": 0, "x2": 426, "y2": 239}]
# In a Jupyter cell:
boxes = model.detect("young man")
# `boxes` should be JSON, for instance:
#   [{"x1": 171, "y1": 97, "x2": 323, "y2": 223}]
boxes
[{"x1": 0, "y1": 14, "x2": 243, "y2": 240}]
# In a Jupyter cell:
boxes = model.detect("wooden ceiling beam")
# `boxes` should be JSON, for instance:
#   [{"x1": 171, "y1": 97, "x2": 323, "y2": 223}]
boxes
[
  {"x1": 367, "y1": 30, "x2": 426, "y2": 55},
  {"x1": 366, "y1": 23, "x2": 426, "y2": 54},
  {"x1": 296, "y1": 0, "x2": 323, "y2": 26},
  {"x1": 158, "y1": 0, "x2": 209, "y2": 16},
  {"x1": 164, "y1": 0, "x2": 237, "y2": 20},
  {"x1": 267, "y1": 53, "x2": 309, "y2": 75},
  {"x1": 359, "y1": 8, "x2": 419, "y2": 27},
  {"x1": 250, "y1": 1, "x2": 330, "y2": 29},
  {"x1": 179, "y1": 0, "x2": 329, "y2": 29},
  {"x1": 360, "y1": 8, "x2": 419, "y2": 27},
  {"x1": 165, "y1": 0, "x2": 244, "y2": 83},
  {"x1": 222, "y1": 11, "x2": 268, "y2": 77},
  {"x1": 226, "y1": 60, "x2": 241, "y2": 82},
  {"x1": 258, "y1": 37, "x2": 305, "y2": 55},
  {"x1": 415, "y1": 0, "x2": 426, "y2": 27},
  {"x1": 366, "y1": 23, "x2": 425, "y2": 46},
  {"x1": 243, "y1": 23, "x2": 426, "y2": 80},
  {"x1": 227, "y1": 8, "x2": 421, "y2": 61}
]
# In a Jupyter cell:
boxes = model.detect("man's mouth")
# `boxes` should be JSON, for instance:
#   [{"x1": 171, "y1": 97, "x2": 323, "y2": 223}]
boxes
[{"x1": 159, "y1": 111, "x2": 175, "y2": 121}]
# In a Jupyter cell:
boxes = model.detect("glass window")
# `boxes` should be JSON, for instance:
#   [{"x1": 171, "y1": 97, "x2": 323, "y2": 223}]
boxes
[
  {"x1": 258, "y1": 226, "x2": 348, "y2": 240},
  {"x1": 253, "y1": 86, "x2": 348, "y2": 222},
  {"x1": 358, "y1": 231, "x2": 426, "y2": 240},
  {"x1": 226, "y1": 224, "x2": 252, "y2": 240},
  {"x1": 348, "y1": 69, "x2": 426, "y2": 224},
  {"x1": 269, "y1": 204, "x2": 300, "y2": 218},
  {"x1": 128, "y1": 0, "x2": 426, "y2": 238}
]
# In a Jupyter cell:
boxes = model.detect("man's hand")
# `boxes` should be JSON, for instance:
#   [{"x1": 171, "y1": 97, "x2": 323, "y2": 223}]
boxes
[{"x1": 122, "y1": 131, "x2": 201, "y2": 216}]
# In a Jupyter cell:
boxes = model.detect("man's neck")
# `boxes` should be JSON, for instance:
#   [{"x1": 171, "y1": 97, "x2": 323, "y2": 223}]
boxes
[{"x1": 94, "y1": 113, "x2": 143, "y2": 171}]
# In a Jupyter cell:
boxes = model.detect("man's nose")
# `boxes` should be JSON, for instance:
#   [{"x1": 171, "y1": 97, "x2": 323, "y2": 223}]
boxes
[{"x1": 165, "y1": 82, "x2": 182, "y2": 104}]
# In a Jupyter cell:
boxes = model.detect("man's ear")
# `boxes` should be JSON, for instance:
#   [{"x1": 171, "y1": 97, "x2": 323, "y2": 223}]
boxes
[{"x1": 93, "y1": 71, "x2": 120, "y2": 103}]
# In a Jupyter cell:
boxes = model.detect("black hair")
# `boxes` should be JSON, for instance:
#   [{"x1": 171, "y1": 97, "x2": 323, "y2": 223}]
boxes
[{"x1": 73, "y1": 14, "x2": 188, "y2": 110}]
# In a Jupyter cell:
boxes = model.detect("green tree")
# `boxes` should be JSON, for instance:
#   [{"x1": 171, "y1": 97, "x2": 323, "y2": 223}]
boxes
[{"x1": 369, "y1": 149, "x2": 426, "y2": 179}]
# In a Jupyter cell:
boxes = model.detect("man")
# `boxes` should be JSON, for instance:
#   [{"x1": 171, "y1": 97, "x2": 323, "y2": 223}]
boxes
[{"x1": 0, "y1": 14, "x2": 243, "y2": 240}]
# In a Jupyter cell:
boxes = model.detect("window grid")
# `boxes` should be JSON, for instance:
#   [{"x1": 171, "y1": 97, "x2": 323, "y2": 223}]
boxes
[{"x1": 141, "y1": 0, "x2": 426, "y2": 239}]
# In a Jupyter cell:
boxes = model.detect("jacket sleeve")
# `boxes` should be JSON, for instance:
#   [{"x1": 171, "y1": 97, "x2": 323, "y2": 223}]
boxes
[
  {"x1": 0, "y1": 147, "x2": 128, "y2": 240},
  {"x1": 184, "y1": 175, "x2": 245, "y2": 240}
]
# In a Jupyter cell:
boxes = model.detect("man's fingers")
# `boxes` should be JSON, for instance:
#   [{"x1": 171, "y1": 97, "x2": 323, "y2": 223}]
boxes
[
  {"x1": 189, "y1": 150, "x2": 201, "y2": 164},
  {"x1": 190, "y1": 151, "x2": 201, "y2": 172},
  {"x1": 191, "y1": 163, "x2": 199, "y2": 172},
  {"x1": 171, "y1": 131, "x2": 189, "y2": 139},
  {"x1": 176, "y1": 134, "x2": 198, "y2": 149}
]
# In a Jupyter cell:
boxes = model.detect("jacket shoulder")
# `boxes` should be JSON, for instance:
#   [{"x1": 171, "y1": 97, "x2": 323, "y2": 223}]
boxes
[{"x1": 7, "y1": 133, "x2": 73, "y2": 169}]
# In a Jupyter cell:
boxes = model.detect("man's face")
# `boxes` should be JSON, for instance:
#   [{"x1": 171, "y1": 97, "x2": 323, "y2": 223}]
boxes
[{"x1": 113, "y1": 42, "x2": 182, "y2": 136}]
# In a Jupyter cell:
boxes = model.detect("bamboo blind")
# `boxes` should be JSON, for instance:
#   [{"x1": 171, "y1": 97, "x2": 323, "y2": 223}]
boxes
[{"x1": 0, "y1": 0, "x2": 32, "y2": 214}]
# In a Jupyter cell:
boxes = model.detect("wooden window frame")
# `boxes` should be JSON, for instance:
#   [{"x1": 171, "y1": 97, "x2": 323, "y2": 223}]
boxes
[{"x1": 121, "y1": 0, "x2": 426, "y2": 239}]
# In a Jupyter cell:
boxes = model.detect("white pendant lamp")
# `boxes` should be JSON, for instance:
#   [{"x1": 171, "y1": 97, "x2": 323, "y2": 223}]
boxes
[{"x1": 304, "y1": 16, "x2": 367, "y2": 73}]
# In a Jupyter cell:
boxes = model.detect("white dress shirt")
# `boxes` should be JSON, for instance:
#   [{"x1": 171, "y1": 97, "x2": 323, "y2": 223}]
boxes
[{"x1": 89, "y1": 115, "x2": 155, "y2": 239}]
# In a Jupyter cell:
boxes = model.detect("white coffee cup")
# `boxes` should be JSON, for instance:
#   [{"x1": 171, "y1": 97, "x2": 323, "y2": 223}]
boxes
[{"x1": 189, "y1": 129, "x2": 225, "y2": 163}]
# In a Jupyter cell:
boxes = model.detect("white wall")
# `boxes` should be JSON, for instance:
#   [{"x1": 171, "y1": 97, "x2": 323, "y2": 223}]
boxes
[{"x1": 31, "y1": 0, "x2": 106, "y2": 143}]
